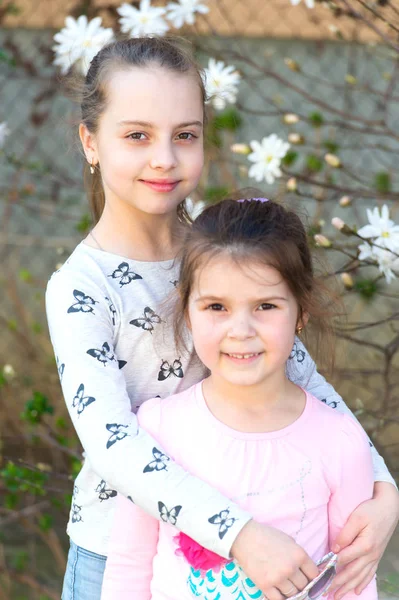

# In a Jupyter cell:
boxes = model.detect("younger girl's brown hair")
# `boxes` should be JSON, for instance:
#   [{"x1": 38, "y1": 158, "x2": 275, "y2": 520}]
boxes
[
  {"x1": 174, "y1": 196, "x2": 339, "y2": 372},
  {"x1": 74, "y1": 36, "x2": 206, "y2": 223}
]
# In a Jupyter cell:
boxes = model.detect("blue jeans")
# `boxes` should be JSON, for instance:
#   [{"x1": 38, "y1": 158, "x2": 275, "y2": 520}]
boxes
[{"x1": 62, "y1": 541, "x2": 107, "y2": 600}]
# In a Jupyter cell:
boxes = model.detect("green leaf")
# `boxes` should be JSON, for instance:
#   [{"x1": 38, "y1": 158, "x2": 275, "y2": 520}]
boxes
[
  {"x1": 306, "y1": 154, "x2": 323, "y2": 172},
  {"x1": 11, "y1": 550, "x2": 29, "y2": 572},
  {"x1": 75, "y1": 213, "x2": 92, "y2": 233},
  {"x1": 323, "y1": 140, "x2": 339, "y2": 154},
  {"x1": 32, "y1": 321, "x2": 43, "y2": 334},
  {"x1": 374, "y1": 171, "x2": 391, "y2": 193},
  {"x1": 8, "y1": 319, "x2": 17, "y2": 331},
  {"x1": 20, "y1": 391, "x2": 54, "y2": 425},
  {"x1": 204, "y1": 186, "x2": 230, "y2": 203},
  {"x1": 354, "y1": 279, "x2": 379, "y2": 301},
  {"x1": 282, "y1": 150, "x2": 298, "y2": 166},
  {"x1": 38, "y1": 514, "x2": 53, "y2": 532},
  {"x1": 212, "y1": 108, "x2": 242, "y2": 132},
  {"x1": 308, "y1": 112, "x2": 324, "y2": 128}
]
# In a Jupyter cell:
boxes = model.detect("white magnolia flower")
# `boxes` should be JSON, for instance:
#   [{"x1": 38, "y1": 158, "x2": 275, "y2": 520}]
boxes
[
  {"x1": 166, "y1": 0, "x2": 209, "y2": 28},
  {"x1": 0, "y1": 121, "x2": 10, "y2": 149},
  {"x1": 247, "y1": 134, "x2": 290, "y2": 185},
  {"x1": 357, "y1": 205, "x2": 399, "y2": 252},
  {"x1": 53, "y1": 16, "x2": 114, "y2": 75},
  {"x1": 290, "y1": 0, "x2": 315, "y2": 8},
  {"x1": 117, "y1": 0, "x2": 169, "y2": 37},
  {"x1": 204, "y1": 58, "x2": 241, "y2": 110},
  {"x1": 358, "y1": 242, "x2": 399, "y2": 285}
]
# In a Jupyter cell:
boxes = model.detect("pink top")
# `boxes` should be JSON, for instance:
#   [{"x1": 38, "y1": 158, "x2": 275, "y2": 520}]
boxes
[{"x1": 101, "y1": 383, "x2": 377, "y2": 600}]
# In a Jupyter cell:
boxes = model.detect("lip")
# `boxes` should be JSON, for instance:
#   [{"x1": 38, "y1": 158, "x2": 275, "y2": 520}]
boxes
[
  {"x1": 222, "y1": 352, "x2": 263, "y2": 365},
  {"x1": 139, "y1": 179, "x2": 181, "y2": 192}
]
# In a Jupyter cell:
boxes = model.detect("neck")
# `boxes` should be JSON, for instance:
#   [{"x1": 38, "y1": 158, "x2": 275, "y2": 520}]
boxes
[
  {"x1": 202, "y1": 371, "x2": 305, "y2": 433},
  {"x1": 87, "y1": 197, "x2": 184, "y2": 262}
]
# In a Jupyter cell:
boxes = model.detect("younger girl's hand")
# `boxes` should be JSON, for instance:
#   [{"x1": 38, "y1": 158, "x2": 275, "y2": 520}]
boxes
[
  {"x1": 329, "y1": 482, "x2": 399, "y2": 599},
  {"x1": 231, "y1": 520, "x2": 319, "y2": 600}
]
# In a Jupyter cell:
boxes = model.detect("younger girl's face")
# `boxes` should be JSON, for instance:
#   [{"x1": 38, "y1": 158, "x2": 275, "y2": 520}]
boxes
[
  {"x1": 187, "y1": 254, "x2": 301, "y2": 389},
  {"x1": 84, "y1": 65, "x2": 204, "y2": 217}
]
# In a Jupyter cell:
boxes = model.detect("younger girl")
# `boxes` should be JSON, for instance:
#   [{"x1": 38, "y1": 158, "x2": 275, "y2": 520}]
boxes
[
  {"x1": 101, "y1": 197, "x2": 378, "y2": 600},
  {"x1": 45, "y1": 36, "x2": 397, "y2": 600}
]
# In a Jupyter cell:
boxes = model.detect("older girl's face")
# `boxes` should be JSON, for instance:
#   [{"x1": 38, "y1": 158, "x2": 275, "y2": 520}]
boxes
[
  {"x1": 188, "y1": 255, "x2": 301, "y2": 390},
  {"x1": 80, "y1": 65, "x2": 204, "y2": 218}
]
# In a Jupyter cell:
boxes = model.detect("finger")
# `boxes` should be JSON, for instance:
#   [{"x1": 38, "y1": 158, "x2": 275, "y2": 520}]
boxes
[
  {"x1": 299, "y1": 557, "x2": 319, "y2": 581},
  {"x1": 329, "y1": 558, "x2": 370, "y2": 591},
  {"x1": 289, "y1": 571, "x2": 309, "y2": 592},
  {"x1": 354, "y1": 565, "x2": 377, "y2": 595},
  {"x1": 332, "y1": 514, "x2": 366, "y2": 553},
  {"x1": 336, "y1": 539, "x2": 372, "y2": 567},
  {"x1": 332, "y1": 564, "x2": 375, "y2": 600},
  {"x1": 263, "y1": 587, "x2": 286, "y2": 600},
  {"x1": 279, "y1": 582, "x2": 299, "y2": 598}
]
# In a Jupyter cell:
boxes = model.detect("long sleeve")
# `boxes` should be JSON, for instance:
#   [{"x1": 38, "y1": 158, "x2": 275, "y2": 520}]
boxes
[
  {"x1": 101, "y1": 495, "x2": 158, "y2": 600},
  {"x1": 45, "y1": 264, "x2": 251, "y2": 557},
  {"x1": 287, "y1": 337, "x2": 396, "y2": 487},
  {"x1": 326, "y1": 416, "x2": 377, "y2": 600}
]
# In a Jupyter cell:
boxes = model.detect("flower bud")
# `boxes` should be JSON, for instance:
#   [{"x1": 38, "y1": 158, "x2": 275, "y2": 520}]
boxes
[
  {"x1": 324, "y1": 153, "x2": 341, "y2": 168},
  {"x1": 332, "y1": 217, "x2": 345, "y2": 231},
  {"x1": 283, "y1": 113, "x2": 299, "y2": 125},
  {"x1": 288, "y1": 133, "x2": 304, "y2": 145},
  {"x1": 345, "y1": 74, "x2": 357, "y2": 85},
  {"x1": 3, "y1": 364, "x2": 15, "y2": 378},
  {"x1": 286, "y1": 177, "x2": 297, "y2": 192},
  {"x1": 340, "y1": 272, "x2": 354, "y2": 289},
  {"x1": 230, "y1": 143, "x2": 251, "y2": 155},
  {"x1": 314, "y1": 234, "x2": 332, "y2": 248},
  {"x1": 339, "y1": 195, "x2": 351, "y2": 207},
  {"x1": 284, "y1": 58, "x2": 301, "y2": 72}
]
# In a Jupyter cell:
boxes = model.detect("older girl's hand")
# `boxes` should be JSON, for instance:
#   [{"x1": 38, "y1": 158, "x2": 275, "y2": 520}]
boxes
[
  {"x1": 330, "y1": 482, "x2": 399, "y2": 599},
  {"x1": 231, "y1": 520, "x2": 319, "y2": 600}
]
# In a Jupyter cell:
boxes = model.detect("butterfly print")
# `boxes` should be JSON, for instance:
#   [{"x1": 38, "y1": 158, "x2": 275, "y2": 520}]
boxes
[
  {"x1": 72, "y1": 384, "x2": 96, "y2": 416},
  {"x1": 289, "y1": 342, "x2": 306, "y2": 363},
  {"x1": 130, "y1": 306, "x2": 162, "y2": 334},
  {"x1": 170, "y1": 280, "x2": 178, "y2": 288},
  {"x1": 321, "y1": 398, "x2": 339, "y2": 409},
  {"x1": 86, "y1": 342, "x2": 127, "y2": 369},
  {"x1": 127, "y1": 495, "x2": 135, "y2": 503},
  {"x1": 73, "y1": 485, "x2": 79, "y2": 496},
  {"x1": 67, "y1": 289, "x2": 98, "y2": 314},
  {"x1": 108, "y1": 262, "x2": 142, "y2": 288},
  {"x1": 95, "y1": 479, "x2": 117, "y2": 502},
  {"x1": 105, "y1": 296, "x2": 116, "y2": 326},
  {"x1": 158, "y1": 358, "x2": 184, "y2": 381},
  {"x1": 56, "y1": 356, "x2": 65, "y2": 381},
  {"x1": 71, "y1": 503, "x2": 83, "y2": 523},
  {"x1": 158, "y1": 501, "x2": 182, "y2": 525},
  {"x1": 208, "y1": 508, "x2": 237, "y2": 540},
  {"x1": 106, "y1": 423, "x2": 129, "y2": 449},
  {"x1": 143, "y1": 447, "x2": 170, "y2": 473}
]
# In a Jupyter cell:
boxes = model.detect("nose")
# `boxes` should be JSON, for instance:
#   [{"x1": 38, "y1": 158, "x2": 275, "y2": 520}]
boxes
[
  {"x1": 227, "y1": 313, "x2": 256, "y2": 340},
  {"x1": 149, "y1": 139, "x2": 177, "y2": 171}
]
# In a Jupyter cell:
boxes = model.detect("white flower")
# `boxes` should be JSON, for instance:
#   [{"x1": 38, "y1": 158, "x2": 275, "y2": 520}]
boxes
[
  {"x1": 290, "y1": 0, "x2": 315, "y2": 8},
  {"x1": 357, "y1": 205, "x2": 399, "y2": 252},
  {"x1": 166, "y1": 0, "x2": 209, "y2": 28},
  {"x1": 185, "y1": 197, "x2": 206, "y2": 219},
  {"x1": 0, "y1": 122, "x2": 10, "y2": 149},
  {"x1": 203, "y1": 58, "x2": 241, "y2": 110},
  {"x1": 117, "y1": 0, "x2": 169, "y2": 37},
  {"x1": 3, "y1": 364, "x2": 15, "y2": 378},
  {"x1": 53, "y1": 16, "x2": 114, "y2": 75},
  {"x1": 247, "y1": 134, "x2": 290, "y2": 185},
  {"x1": 358, "y1": 242, "x2": 399, "y2": 284}
]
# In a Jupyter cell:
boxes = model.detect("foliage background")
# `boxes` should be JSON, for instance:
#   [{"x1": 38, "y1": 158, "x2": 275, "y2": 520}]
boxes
[{"x1": 1, "y1": 0, "x2": 399, "y2": 597}]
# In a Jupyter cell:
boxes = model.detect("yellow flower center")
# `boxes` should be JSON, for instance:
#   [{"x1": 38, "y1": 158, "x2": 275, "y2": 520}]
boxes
[
  {"x1": 265, "y1": 155, "x2": 273, "y2": 163},
  {"x1": 83, "y1": 39, "x2": 92, "y2": 48},
  {"x1": 382, "y1": 231, "x2": 390, "y2": 238}
]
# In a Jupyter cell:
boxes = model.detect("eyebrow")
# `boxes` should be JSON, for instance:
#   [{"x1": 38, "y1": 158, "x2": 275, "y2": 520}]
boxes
[
  {"x1": 195, "y1": 295, "x2": 289, "y2": 303},
  {"x1": 117, "y1": 120, "x2": 203, "y2": 128}
]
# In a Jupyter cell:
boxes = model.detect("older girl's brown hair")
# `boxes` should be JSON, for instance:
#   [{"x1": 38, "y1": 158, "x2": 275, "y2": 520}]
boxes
[
  {"x1": 175, "y1": 196, "x2": 339, "y2": 371},
  {"x1": 77, "y1": 36, "x2": 206, "y2": 223}
]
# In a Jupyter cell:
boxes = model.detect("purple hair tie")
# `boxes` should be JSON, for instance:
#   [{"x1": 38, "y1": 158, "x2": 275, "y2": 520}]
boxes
[{"x1": 237, "y1": 197, "x2": 269, "y2": 203}]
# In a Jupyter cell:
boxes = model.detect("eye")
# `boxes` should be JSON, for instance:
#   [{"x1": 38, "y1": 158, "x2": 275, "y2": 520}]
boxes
[
  {"x1": 127, "y1": 132, "x2": 147, "y2": 141},
  {"x1": 258, "y1": 303, "x2": 276, "y2": 311},
  {"x1": 206, "y1": 303, "x2": 225, "y2": 311},
  {"x1": 176, "y1": 132, "x2": 197, "y2": 141}
]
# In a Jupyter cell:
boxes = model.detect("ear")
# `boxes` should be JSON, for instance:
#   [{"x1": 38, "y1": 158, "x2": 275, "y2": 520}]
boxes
[
  {"x1": 79, "y1": 123, "x2": 98, "y2": 165},
  {"x1": 297, "y1": 311, "x2": 309, "y2": 331}
]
